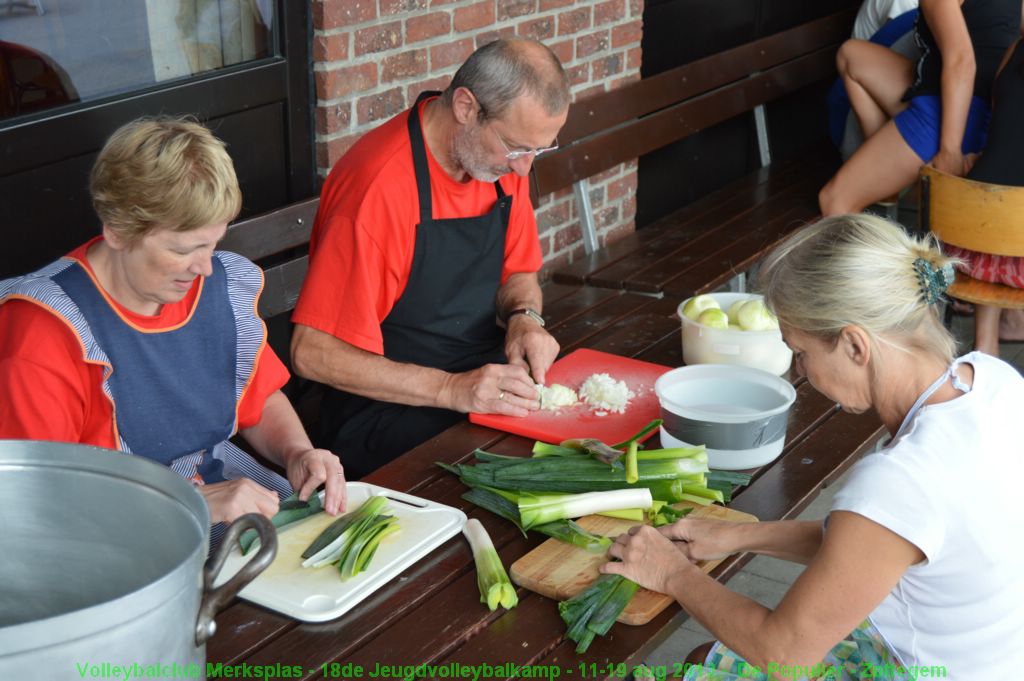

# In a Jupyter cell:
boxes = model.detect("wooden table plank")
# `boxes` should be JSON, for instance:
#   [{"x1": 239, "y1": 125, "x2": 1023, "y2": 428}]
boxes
[
  {"x1": 549, "y1": 292, "x2": 661, "y2": 352},
  {"x1": 543, "y1": 286, "x2": 625, "y2": 331}
]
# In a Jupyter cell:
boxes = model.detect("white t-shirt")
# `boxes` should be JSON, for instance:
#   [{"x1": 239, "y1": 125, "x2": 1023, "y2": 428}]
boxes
[
  {"x1": 831, "y1": 352, "x2": 1024, "y2": 680},
  {"x1": 852, "y1": 0, "x2": 919, "y2": 40}
]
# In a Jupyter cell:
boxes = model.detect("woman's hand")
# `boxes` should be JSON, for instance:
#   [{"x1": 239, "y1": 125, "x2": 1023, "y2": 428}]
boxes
[
  {"x1": 659, "y1": 517, "x2": 746, "y2": 562},
  {"x1": 600, "y1": 525, "x2": 698, "y2": 595},
  {"x1": 198, "y1": 478, "x2": 280, "y2": 524},
  {"x1": 285, "y1": 448, "x2": 348, "y2": 515}
]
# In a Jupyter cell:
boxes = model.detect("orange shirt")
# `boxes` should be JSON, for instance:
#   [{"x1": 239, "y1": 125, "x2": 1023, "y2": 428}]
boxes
[
  {"x1": 0, "y1": 239, "x2": 289, "y2": 449},
  {"x1": 292, "y1": 97, "x2": 542, "y2": 355}
]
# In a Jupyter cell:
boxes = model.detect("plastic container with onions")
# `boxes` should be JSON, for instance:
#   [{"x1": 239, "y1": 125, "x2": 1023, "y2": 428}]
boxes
[{"x1": 677, "y1": 292, "x2": 793, "y2": 376}]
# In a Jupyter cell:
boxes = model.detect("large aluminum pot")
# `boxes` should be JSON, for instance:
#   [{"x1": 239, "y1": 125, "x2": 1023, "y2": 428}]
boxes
[{"x1": 0, "y1": 440, "x2": 276, "y2": 678}]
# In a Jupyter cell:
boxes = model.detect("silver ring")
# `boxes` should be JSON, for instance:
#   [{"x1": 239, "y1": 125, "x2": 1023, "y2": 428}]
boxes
[{"x1": 498, "y1": 391, "x2": 505, "y2": 401}]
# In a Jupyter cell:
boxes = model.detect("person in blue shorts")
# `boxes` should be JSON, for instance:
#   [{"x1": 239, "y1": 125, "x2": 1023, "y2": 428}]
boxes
[{"x1": 819, "y1": 0, "x2": 1021, "y2": 216}]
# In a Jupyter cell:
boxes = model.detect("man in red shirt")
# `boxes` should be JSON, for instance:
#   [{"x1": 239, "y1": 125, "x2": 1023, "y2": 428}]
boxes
[{"x1": 292, "y1": 38, "x2": 570, "y2": 477}]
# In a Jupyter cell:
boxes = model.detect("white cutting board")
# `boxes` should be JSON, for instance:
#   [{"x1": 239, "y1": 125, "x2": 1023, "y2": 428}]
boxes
[{"x1": 216, "y1": 482, "x2": 466, "y2": 622}]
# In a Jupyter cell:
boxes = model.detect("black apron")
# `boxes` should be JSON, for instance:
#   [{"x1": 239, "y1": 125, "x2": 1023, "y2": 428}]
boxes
[{"x1": 319, "y1": 91, "x2": 512, "y2": 478}]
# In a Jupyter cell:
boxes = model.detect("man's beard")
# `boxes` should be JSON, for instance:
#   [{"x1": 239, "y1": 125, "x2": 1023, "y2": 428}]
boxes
[{"x1": 452, "y1": 124, "x2": 510, "y2": 183}]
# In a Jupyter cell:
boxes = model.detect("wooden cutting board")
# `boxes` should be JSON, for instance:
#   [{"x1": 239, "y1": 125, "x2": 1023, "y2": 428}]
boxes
[
  {"x1": 469, "y1": 348, "x2": 672, "y2": 445},
  {"x1": 510, "y1": 503, "x2": 758, "y2": 625}
]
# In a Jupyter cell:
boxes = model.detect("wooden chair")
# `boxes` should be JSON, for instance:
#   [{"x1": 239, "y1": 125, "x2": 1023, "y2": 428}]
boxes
[{"x1": 919, "y1": 165, "x2": 1024, "y2": 310}]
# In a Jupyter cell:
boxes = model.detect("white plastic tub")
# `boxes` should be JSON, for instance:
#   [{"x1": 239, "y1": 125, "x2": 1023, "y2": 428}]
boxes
[
  {"x1": 654, "y1": 364, "x2": 797, "y2": 470},
  {"x1": 677, "y1": 292, "x2": 793, "y2": 376}
]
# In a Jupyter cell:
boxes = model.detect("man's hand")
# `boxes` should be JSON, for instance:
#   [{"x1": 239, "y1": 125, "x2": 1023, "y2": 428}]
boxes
[
  {"x1": 198, "y1": 478, "x2": 280, "y2": 524},
  {"x1": 505, "y1": 314, "x2": 559, "y2": 386},
  {"x1": 441, "y1": 362, "x2": 539, "y2": 415},
  {"x1": 284, "y1": 448, "x2": 348, "y2": 515}
]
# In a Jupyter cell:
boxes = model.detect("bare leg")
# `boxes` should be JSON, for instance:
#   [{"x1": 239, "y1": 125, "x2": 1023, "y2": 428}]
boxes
[
  {"x1": 975, "y1": 305, "x2": 1001, "y2": 356},
  {"x1": 819, "y1": 120, "x2": 923, "y2": 215},
  {"x1": 999, "y1": 308, "x2": 1024, "y2": 341},
  {"x1": 836, "y1": 40, "x2": 914, "y2": 137}
]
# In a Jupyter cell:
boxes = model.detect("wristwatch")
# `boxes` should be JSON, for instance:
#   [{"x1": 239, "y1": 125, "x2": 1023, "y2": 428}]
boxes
[{"x1": 506, "y1": 307, "x2": 546, "y2": 327}]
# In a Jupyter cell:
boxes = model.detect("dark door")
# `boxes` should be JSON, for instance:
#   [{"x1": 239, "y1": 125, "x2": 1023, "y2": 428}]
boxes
[{"x1": 0, "y1": 0, "x2": 313, "y2": 279}]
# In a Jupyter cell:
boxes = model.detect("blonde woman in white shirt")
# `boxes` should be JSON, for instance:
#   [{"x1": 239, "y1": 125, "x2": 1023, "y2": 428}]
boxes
[{"x1": 604, "y1": 213, "x2": 1024, "y2": 681}]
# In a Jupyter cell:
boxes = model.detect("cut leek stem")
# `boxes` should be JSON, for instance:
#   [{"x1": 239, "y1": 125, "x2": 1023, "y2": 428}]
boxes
[
  {"x1": 532, "y1": 441, "x2": 587, "y2": 458},
  {"x1": 559, "y1": 573, "x2": 639, "y2": 653},
  {"x1": 240, "y1": 492, "x2": 324, "y2": 555},
  {"x1": 625, "y1": 440, "x2": 639, "y2": 484},
  {"x1": 596, "y1": 508, "x2": 645, "y2": 521},
  {"x1": 534, "y1": 519, "x2": 612, "y2": 553},
  {"x1": 652, "y1": 504, "x2": 692, "y2": 527},
  {"x1": 680, "y1": 483, "x2": 725, "y2": 503},
  {"x1": 518, "y1": 488, "x2": 652, "y2": 529},
  {"x1": 676, "y1": 492, "x2": 714, "y2": 506},
  {"x1": 636, "y1": 446, "x2": 707, "y2": 461},
  {"x1": 301, "y1": 495, "x2": 390, "y2": 565},
  {"x1": 463, "y1": 518, "x2": 518, "y2": 611}
]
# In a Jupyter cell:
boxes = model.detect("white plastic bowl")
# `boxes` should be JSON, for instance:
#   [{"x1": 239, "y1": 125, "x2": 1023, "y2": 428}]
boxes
[
  {"x1": 677, "y1": 292, "x2": 793, "y2": 376},
  {"x1": 654, "y1": 364, "x2": 797, "y2": 470}
]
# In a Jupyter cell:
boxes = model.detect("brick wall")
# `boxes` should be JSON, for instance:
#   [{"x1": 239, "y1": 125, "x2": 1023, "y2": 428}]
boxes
[{"x1": 312, "y1": 0, "x2": 644, "y2": 274}]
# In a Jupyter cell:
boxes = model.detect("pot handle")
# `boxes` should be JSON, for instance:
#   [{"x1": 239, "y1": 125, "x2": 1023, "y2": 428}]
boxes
[{"x1": 195, "y1": 513, "x2": 277, "y2": 646}]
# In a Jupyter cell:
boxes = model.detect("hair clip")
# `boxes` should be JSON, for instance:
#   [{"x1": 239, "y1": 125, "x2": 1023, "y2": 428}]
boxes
[{"x1": 913, "y1": 257, "x2": 954, "y2": 305}]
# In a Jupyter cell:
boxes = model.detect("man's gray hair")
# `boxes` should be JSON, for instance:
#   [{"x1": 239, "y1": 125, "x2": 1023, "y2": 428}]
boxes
[{"x1": 442, "y1": 38, "x2": 570, "y2": 120}]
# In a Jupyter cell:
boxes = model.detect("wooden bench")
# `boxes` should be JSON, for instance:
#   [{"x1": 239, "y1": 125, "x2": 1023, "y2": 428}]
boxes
[
  {"x1": 218, "y1": 196, "x2": 319, "y2": 321},
  {"x1": 532, "y1": 8, "x2": 854, "y2": 296}
]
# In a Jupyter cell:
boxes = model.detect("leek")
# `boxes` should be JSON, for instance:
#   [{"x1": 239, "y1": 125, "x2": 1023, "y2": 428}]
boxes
[
  {"x1": 240, "y1": 492, "x2": 324, "y2": 555},
  {"x1": 518, "y1": 488, "x2": 652, "y2": 529},
  {"x1": 461, "y1": 487, "x2": 611, "y2": 553},
  {"x1": 463, "y1": 518, "x2": 518, "y2": 611},
  {"x1": 559, "y1": 573, "x2": 639, "y2": 653},
  {"x1": 610, "y1": 418, "x2": 663, "y2": 449},
  {"x1": 625, "y1": 439, "x2": 639, "y2": 484},
  {"x1": 462, "y1": 488, "x2": 525, "y2": 532},
  {"x1": 456, "y1": 456, "x2": 706, "y2": 488}
]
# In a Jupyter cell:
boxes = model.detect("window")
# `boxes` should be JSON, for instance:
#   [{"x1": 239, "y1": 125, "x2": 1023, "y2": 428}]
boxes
[
  {"x1": 0, "y1": 0, "x2": 312, "y2": 279},
  {"x1": 1, "y1": 0, "x2": 275, "y2": 120}
]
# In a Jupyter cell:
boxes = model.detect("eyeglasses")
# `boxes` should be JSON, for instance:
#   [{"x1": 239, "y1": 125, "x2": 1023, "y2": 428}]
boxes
[{"x1": 489, "y1": 125, "x2": 558, "y2": 161}]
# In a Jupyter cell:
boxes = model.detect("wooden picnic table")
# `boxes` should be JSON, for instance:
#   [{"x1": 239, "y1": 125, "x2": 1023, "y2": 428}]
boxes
[{"x1": 206, "y1": 287, "x2": 885, "y2": 680}]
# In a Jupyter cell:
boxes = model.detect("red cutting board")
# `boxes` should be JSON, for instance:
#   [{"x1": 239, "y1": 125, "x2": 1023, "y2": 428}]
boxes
[{"x1": 469, "y1": 348, "x2": 672, "y2": 445}]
